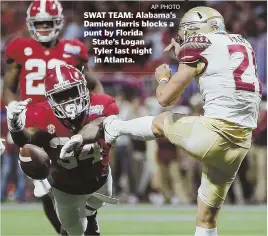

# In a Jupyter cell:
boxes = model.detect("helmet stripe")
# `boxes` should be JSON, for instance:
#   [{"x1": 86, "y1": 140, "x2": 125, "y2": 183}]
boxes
[
  {"x1": 54, "y1": 0, "x2": 63, "y2": 15},
  {"x1": 40, "y1": 0, "x2": 46, "y2": 14},
  {"x1": 26, "y1": 2, "x2": 33, "y2": 17},
  {"x1": 55, "y1": 65, "x2": 64, "y2": 83}
]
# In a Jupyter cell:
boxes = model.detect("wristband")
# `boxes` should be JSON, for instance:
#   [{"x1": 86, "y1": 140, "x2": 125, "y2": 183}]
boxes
[{"x1": 158, "y1": 78, "x2": 169, "y2": 84}]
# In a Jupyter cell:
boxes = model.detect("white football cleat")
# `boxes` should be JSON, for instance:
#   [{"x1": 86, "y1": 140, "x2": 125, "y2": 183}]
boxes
[{"x1": 103, "y1": 115, "x2": 121, "y2": 144}]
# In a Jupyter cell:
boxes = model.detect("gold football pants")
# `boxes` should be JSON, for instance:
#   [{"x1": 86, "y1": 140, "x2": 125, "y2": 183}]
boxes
[{"x1": 163, "y1": 115, "x2": 250, "y2": 208}]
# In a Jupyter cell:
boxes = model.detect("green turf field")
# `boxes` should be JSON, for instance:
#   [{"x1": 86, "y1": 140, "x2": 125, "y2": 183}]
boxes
[{"x1": 1, "y1": 203, "x2": 267, "y2": 236}]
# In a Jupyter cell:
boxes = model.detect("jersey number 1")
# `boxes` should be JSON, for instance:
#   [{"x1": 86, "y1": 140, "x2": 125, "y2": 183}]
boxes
[{"x1": 228, "y1": 45, "x2": 261, "y2": 93}]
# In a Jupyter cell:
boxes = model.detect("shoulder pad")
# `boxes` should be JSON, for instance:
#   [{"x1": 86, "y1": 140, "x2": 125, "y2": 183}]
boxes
[{"x1": 5, "y1": 37, "x2": 24, "y2": 63}]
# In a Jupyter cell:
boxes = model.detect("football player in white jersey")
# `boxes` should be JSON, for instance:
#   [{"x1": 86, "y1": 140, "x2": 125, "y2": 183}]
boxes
[{"x1": 103, "y1": 6, "x2": 262, "y2": 236}]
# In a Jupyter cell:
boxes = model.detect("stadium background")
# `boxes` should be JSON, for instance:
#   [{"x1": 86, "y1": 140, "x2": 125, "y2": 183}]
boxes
[{"x1": 0, "y1": 1, "x2": 267, "y2": 235}]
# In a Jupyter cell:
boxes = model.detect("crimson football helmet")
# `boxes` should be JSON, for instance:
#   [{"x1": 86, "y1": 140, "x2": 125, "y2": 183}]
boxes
[
  {"x1": 44, "y1": 64, "x2": 90, "y2": 120},
  {"x1": 26, "y1": 0, "x2": 64, "y2": 42}
]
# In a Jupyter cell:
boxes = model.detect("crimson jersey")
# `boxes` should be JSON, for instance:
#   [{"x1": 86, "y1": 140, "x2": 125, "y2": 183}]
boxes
[
  {"x1": 25, "y1": 93, "x2": 119, "y2": 194},
  {"x1": 5, "y1": 37, "x2": 88, "y2": 104}
]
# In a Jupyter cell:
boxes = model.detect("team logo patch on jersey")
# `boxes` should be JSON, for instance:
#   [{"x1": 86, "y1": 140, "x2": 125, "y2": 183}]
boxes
[
  {"x1": 47, "y1": 124, "x2": 56, "y2": 134},
  {"x1": 24, "y1": 47, "x2": 33, "y2": 56},
  {"x1": 87, "y1": 105, "x2": 104, "y2": 116},
  {"x1": 64, "y1": 44, "x2": 81, "y2": 55}
]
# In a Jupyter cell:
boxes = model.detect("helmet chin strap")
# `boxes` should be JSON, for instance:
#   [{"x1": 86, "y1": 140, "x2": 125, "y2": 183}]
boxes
[{"x1": 81, "y1": 66, "x2": 85, "y2": 73}]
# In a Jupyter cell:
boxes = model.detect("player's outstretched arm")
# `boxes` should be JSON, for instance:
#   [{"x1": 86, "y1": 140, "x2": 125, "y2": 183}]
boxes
[
  {"x1": 6, "y1": 98, "x2": 50, "y2": 148},
  {"x1": 155, "y1": 63, "x2": 198, "y2": 107},
  {"x1": 11, "y1": 127, "x2": 41, "y2": 148},
  {"x1": 3, "y1": 61, "x2": 21, "y2": 105},
  {"x1": 79, "y1": 117, "x2": 105, "y2": 143},
  {"x1": 60, "y1": 117, "x2": 105, "y2": 159}
]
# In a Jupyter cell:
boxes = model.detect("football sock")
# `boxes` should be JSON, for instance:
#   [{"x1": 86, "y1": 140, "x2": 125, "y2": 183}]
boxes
[
  {"x1": 86, "y1": 204, "x2": 97, "y2": 216},
  {"x1": 85, "y1": 209, "x2": 100, "y2": 236},
  {"x1": 41, "y1": 194, "x2": 62, "y2": 234},
  {"x1": 194, "y1": 226, "x2": 218, "y2": 236},
  {"x1": 115, "y1": 116, "x2": 156, "y2": 141}
]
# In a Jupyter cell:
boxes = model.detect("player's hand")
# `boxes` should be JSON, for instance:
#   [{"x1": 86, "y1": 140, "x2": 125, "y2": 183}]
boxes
[
  {"x1": 0, "y1": 138, "x2": 6, "y2": 155},
  {"x1": 164, "y1": 38, "x2": 181, "y2": 57},
  {"x1": 155, "y1": 64, "x2": 172, "y2": 84},
  {"x1": 60, "y1": 134, "x2": 83, "y2": 160},
  {"x1": 6, "y1": 99, "x2": 32, "y2": 132}
]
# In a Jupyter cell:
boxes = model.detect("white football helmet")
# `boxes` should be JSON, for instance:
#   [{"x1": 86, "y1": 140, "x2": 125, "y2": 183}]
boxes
[
  {"x1": 177, "y1": 6, "x2": 226, "y2": 44},
  {"x1": 26, "y1": 0, "x2": 64, "y2": 43}
]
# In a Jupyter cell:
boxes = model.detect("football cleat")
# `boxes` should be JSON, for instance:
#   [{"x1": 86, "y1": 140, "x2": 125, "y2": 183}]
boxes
[{"x1": 84, "y1": 211, "x2": 100, "y2": 236}]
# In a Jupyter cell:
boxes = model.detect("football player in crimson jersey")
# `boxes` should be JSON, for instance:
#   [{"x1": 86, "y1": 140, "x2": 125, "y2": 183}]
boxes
[
  {"x1": 103, "y1": 6, "x2": 262, "y2": 236},
  {"x1": 3, "y1": 0, "x2": 103, "y2": 106},
  {"x1": 3, "y1": 0, "x2": 103, "y2": 234},
  {"x1": 8, "y1": 64, "x2": 119, "y2": 236}
]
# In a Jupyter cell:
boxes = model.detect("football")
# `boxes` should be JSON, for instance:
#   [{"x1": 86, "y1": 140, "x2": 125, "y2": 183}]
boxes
[{"x1": 19, "y1": 144, "x2": 50, "y2": 180}]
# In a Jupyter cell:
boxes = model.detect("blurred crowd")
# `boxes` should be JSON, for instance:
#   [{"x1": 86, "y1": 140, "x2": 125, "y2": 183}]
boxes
[{"x1": 1, "y1": 1, "x2": 267, "y2": 205}]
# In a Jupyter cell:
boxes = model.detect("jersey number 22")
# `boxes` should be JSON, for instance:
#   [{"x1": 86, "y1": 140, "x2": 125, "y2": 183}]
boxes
[{"x1": 25, "y1": 59, "x2": 66, "y2": 95}]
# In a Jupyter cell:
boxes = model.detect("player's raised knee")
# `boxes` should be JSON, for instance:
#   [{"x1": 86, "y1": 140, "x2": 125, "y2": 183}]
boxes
[{"x1": 152, "y1": 111, "x2": 172, "y2": 137}]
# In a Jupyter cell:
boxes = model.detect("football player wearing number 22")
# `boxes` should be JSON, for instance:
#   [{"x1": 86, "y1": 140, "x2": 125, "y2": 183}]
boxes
[
  {"x1": 8, "y1": 64, "x2": 119, "y2": 236},
  {"x1": 3, "y1": 0, "x2": 103, "y2": 235},
  {"x1": 103, "y1": 6, "x2": 262, "y2": 236}
]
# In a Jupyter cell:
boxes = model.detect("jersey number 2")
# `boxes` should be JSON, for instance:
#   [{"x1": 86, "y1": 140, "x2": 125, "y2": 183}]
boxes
[
  {"x1": 25, "y1": 59, "x2": 66, "y2": 95},
  {"x1": 228, "y1": 45, "x2": 261, "y2": 93}
]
